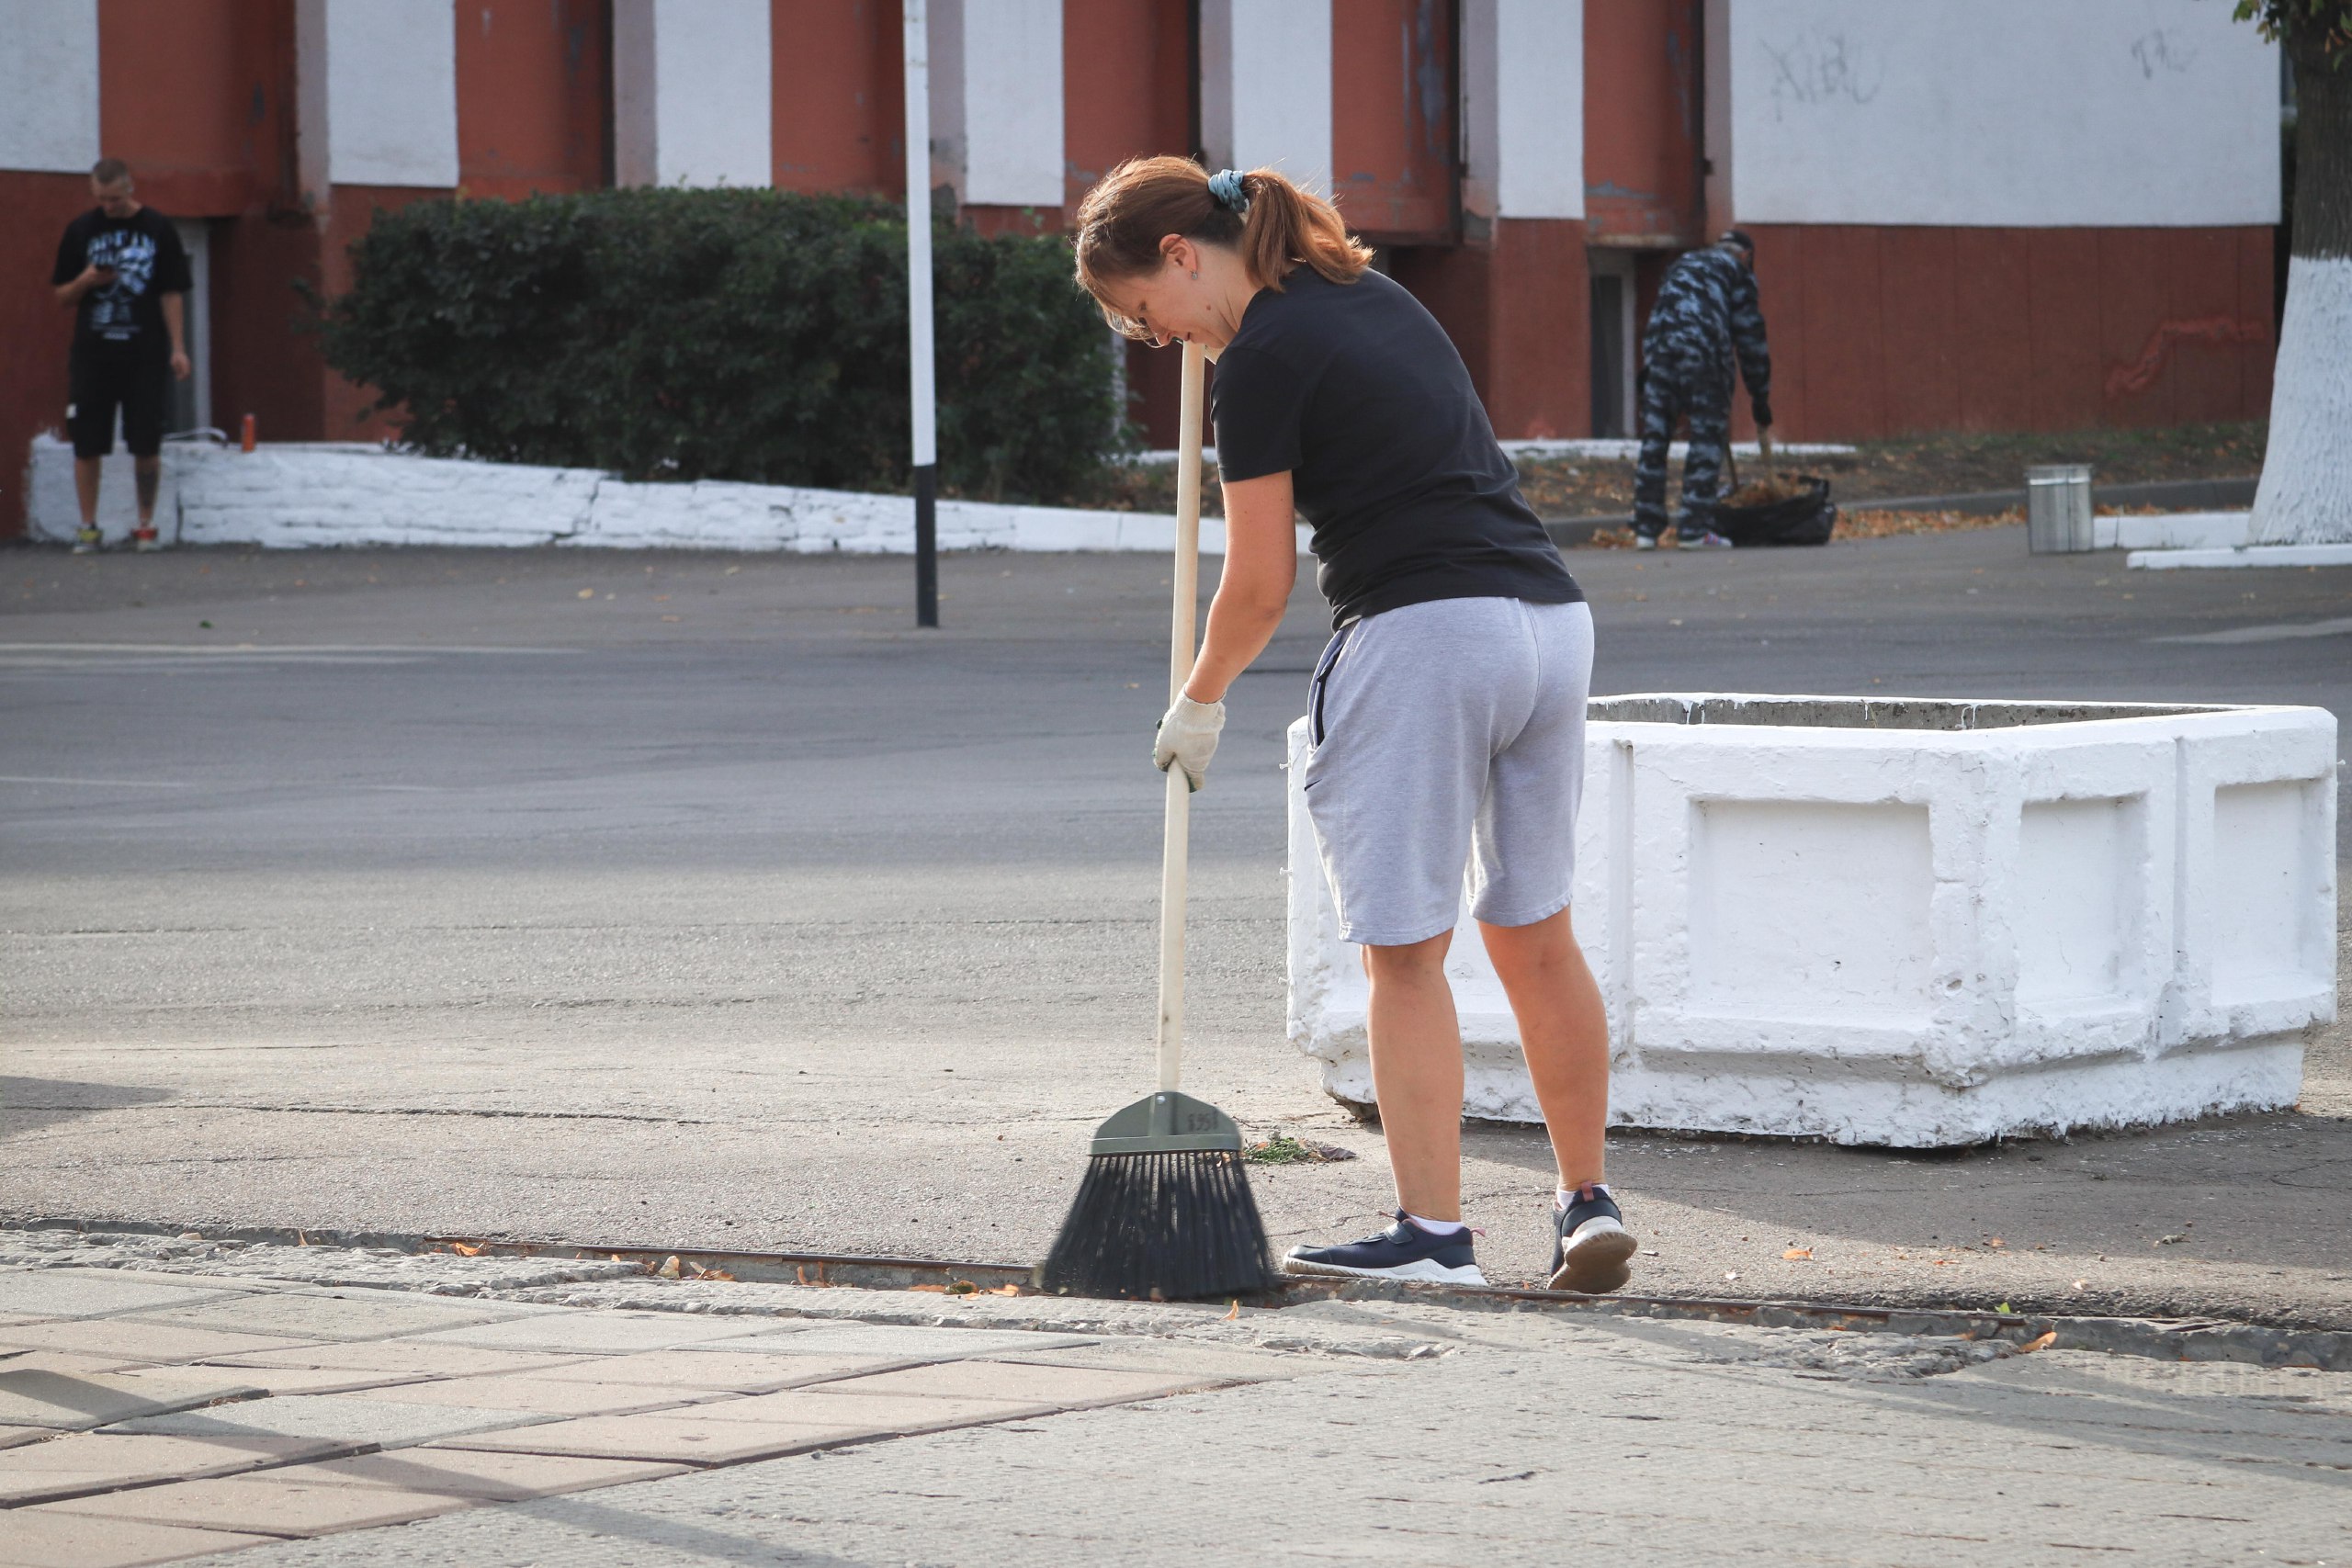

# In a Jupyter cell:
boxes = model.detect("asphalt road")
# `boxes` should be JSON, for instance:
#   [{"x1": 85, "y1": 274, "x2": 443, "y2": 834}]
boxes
[{"x1": 4, "y1": 527, "x2": 2347, "y2": 1325}]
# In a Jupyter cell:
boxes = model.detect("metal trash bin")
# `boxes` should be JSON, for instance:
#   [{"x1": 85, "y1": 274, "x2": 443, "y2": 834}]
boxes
[{"x1": 2026, "y1": 464, "x2": 2095, "y2": 554}]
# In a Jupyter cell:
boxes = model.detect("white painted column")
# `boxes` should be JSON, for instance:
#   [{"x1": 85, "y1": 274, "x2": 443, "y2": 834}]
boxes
[
  {"x1": 0, "y1": 0, "x2": 99, "y2": 173},
  {"x1": 613, "y1": 0, "x2": 773, "y2": 188},
  {"x1": 1197, "y1": 0, "x2": 1330, "y2": 195},
  {"x1": 929, "y1": 0, "x2": 1064, "y2": 208},
  {"x1": 1461, "y1": 0, "x2": 1584, "y2": 222},
  {"x1": 323, "y1": 0, "x2": 459, "y2": 187}
]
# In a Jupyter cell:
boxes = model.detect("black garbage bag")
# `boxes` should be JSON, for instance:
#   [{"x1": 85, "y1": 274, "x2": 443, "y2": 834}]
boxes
[{"x1": 1715, "y1": 474, "x2": 1837, "y2": 547}]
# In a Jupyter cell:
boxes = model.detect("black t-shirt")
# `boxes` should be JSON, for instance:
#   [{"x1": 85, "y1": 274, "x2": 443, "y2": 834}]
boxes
[
  {"x1": 52, "y1": 206, "x2": 192, "y2": 366},
  {"x1": 1211, "y1": 266, "x2": 1580, "y2": 629}
]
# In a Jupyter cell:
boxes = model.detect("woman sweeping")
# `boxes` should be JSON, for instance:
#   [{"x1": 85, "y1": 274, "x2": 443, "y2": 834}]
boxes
[{"x1": 1073, "y1": 157, "x2": 1636, "y2": 1292}]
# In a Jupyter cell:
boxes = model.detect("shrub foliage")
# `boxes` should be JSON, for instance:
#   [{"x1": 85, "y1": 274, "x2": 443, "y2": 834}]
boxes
[{"x1": 318, "y1": 188, "x2": 1123, "y2": 502}]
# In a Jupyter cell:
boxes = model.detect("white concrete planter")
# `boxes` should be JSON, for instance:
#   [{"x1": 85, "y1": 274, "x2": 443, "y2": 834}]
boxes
[{"x1": 1286, "y1": 694, "x2": 2337, "y2": 1147}]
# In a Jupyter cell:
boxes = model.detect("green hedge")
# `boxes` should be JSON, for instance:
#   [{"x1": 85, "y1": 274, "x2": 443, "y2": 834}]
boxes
[{"x1": 318, "y1": 188, "x2": 1125, "y2": 502}]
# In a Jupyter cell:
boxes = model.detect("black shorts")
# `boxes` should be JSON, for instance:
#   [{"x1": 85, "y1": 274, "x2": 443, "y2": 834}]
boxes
[{"x1": 67, "y1": 352, "x2": 169, "y2": 459}]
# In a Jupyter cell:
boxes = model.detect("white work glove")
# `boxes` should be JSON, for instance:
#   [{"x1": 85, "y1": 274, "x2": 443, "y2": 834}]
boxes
[{"x1": 1153, "y1": 694, "x2": 1226, "y2": 792}]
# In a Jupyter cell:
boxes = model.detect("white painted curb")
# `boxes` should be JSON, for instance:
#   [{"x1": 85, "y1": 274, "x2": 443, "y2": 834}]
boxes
[
  {"x1": 1286, "y1": 694, "x2": 2337, "y2": 1147},
  {"x1": 22, "y1": 436, "x2": 1306, "y2": 556},
  {"x1": 2129, "y1": 543, "x2": 2352, "y2": 571},
  {"x1": 1130, "y1": 437, "x2": 1860, "y2": 467},
  {"x1": 2094, "y1": 511, "x2": 2249, "y2": 551}
]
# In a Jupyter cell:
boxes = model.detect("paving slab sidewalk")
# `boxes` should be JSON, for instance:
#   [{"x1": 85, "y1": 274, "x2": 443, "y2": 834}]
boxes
[
  {"x1": 0, "y1": 1253, "x2": 1307, "y2": 1564},
  {"x1": 0, "y1": 1248, "x2": 2322, "y2": 1568}
]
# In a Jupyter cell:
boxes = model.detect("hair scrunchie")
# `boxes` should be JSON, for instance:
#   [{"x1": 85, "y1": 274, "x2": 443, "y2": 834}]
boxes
[{"x1": 1206, "y1": 168, "x2": 1250, "y2": 216}]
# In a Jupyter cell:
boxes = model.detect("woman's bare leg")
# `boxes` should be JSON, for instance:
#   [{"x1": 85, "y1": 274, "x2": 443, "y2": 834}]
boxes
[
  {"x1": 1363, "y1": 931, "x2": 1464, "y2": 1221},
  {"x1": 1479, "y1": 906, "x2": 1609, "y2": 1189}
]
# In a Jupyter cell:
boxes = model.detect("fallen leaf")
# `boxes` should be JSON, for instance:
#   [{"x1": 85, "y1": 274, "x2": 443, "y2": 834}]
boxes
[
  {"x1": 2019, "y1": 1331, "x2": 2058, "y2": 1353},
  {"x1": 1932, "y1": 1258, "x2": 1952, "y2": 1266},
  {"x1": 908, "y1": 1283, "x2": 946, "y2": 1293},
  {"x1": 2156, "y1": 1233, "x2": 2187, "y2": 1246},
  {"x1": 2073, "y1": 1279, "x2": 2089, "y2": 1290},
  {"x1": 1986, "y1": 1237, "x2": 2007, "y2": 1248},
  {"x1": 1782, "y1": 1247, "x2": 1813, "y2": 1260},
  {"x1": 576, "y1": 588, "x2": 594, "y2": 599},
  {"x1": 1225, "y1": 1300, "x2": 1240, "y2": 1320},
  {"x1": 656, "y1": 1255, "x2": 682, "y2": 1279},
  {"x1": 450, "y1": 1241, "x2": 482, "y2": 1258},
  {"x1": 1723, "y1": 1270, "x2": 1739, "y2": 1282},
  {"x1": 990, "y1": 1284, "x2": 1022, "y2": 1296},
  {"x1": 945, "y1": 1280, "x2": 978, "y2": 1295}
]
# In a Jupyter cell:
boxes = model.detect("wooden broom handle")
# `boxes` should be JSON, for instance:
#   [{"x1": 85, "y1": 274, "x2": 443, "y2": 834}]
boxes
[{"x1": 1157, "y1": 341, "x2": 1206, "y2": 1093}]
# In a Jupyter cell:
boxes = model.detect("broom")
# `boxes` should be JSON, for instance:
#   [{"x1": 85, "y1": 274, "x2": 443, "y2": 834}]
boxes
[{"x1": 1037, "y1": 340, "x2": 1274, "y2": 1301}]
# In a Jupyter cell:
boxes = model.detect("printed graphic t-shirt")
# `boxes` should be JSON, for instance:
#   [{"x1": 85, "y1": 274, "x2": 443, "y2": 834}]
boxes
[
  {"x1": 1211, "y1": 266, "x2": 1580, "y2": 630},
  {"x1": 51, "y1": 206, "x2": 192, "y2": 365}
]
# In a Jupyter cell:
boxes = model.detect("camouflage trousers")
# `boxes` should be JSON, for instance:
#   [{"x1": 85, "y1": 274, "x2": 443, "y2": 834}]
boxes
[{"x1": 1632, "y1": 360, "x2": 1733, "y2": 540}]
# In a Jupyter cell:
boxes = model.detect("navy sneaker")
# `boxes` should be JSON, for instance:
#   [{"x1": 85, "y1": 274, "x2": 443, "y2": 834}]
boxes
[
  {"x1": 1280, "y1": 1212, "x2": 1486, "y2": 1286},
  {"x1": 1547, "y1": 1184, "x2": 1636, "y2": 1293}
]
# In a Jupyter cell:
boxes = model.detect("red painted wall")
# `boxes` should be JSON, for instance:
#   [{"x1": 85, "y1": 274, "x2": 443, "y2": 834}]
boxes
[
  {"x1": 1063, "y1": 0, "x2": 1189, "y2": 209},
  {"x1": 1062, "y1": 0, "x2": 1193, "y2": 446},
  {"x1": 456, "y1": 0, "x2": 608, "y2": 200},
  {"x1": 773, "y1": 0, "x2": 903, "y2": 196},
  {"x1": 97, "y1": 0, "x2": 290, "y2": 219},
  {"x1": 1396, "y1": 220, "x2": 1589, "y2": 440},
  {"x1": 1582, "y1": 0, "x2": 1700, "y2": 246},
  {"x1": 209, "y1": 211, "x2": 326, "y2": 447},
  {"x1": 1329, "y1": 0, "x2": 1456, "y2": 243},
  {"x1": 1743, "y1": 224, "x2": 2275, "y2": 442}
]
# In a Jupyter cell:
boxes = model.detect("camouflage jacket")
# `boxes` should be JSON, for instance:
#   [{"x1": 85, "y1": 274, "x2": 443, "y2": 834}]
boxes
[{"x1": 1641, "y1": 246, "x2": 1771, "y2": 405}]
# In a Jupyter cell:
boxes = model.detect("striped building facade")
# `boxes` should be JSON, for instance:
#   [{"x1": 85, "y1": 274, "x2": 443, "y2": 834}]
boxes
[{"x1": 0, "y1": 1, "x2": 2282, "y2": 535}]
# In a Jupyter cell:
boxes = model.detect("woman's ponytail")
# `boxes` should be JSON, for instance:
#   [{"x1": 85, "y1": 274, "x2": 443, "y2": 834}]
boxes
[
  {"x1": 1235, "y1": 169, "x2": 1373, "y2": 289},
  {"x1": 1074, "y1": 156, "x2": 1372, "y2": 326}
]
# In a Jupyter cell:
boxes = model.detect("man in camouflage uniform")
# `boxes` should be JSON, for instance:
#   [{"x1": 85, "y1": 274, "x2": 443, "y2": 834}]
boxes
[{"x1": 1633, "y1": 229, "x2": 1773, "y2": 549}]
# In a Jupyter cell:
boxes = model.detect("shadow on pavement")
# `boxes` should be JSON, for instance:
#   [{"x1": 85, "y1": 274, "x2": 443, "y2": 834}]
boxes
[{"x1": 0, "y1": 1077, "x2": 176, "y2": 1139}]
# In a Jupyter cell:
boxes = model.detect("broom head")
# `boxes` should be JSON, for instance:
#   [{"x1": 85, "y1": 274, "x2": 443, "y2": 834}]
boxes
[{"x1": 1035, "y1": 1090, "x2": 1274, "y2": 1301}]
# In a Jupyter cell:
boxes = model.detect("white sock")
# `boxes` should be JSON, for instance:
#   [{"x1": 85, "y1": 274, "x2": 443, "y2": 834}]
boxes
[
  {"x1": 1555, "y1": 1184, "x2": 1611, "y2": 1212},
  {"x1": 1403, "y1": 1211, "x2": 1466, "y2": 1236}
]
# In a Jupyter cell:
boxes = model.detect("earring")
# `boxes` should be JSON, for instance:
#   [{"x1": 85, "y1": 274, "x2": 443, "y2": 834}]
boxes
[{"x1": 1190, "y1": 270, "x2": 1199, "y2": 281}]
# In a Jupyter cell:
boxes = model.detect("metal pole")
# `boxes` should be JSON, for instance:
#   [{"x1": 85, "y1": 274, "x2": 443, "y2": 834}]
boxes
[{"x1": 903, "y1": 0, "x2": 939, "y2": 628}]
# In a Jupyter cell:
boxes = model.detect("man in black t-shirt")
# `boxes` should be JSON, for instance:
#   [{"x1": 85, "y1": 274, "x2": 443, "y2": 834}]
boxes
[{"x1": 51, "y1": 158, "x2": 193, "y2": 553}]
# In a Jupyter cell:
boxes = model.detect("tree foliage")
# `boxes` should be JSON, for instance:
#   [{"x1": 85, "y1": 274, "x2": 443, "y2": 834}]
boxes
[
  {"x1": 2232, "y1": 0, "x2": 2352, "y2": 51},
  {"x1": 318, "y1": 188, "x2": 1125, "y2": 502}
]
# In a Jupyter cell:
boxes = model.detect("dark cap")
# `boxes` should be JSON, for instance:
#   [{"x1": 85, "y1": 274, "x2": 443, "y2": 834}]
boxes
[{"x1": 1719, "y1": 227, "x2": 1755, "y2": 254}]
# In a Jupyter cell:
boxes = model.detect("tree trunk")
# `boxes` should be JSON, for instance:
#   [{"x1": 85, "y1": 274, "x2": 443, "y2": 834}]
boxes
[{"x1": 2251, "y1": 18, "x2": 2352, "y2": 545}]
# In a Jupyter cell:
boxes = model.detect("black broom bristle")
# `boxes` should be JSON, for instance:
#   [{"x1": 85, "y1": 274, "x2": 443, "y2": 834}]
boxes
[{"x1": 1037, "y1": 1149, "x2": 1274, "y2": 1301}]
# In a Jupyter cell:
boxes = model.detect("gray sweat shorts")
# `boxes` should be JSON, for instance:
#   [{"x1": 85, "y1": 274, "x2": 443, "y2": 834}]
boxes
[{"x1": 1301, "y1": 596, "x2": 1593, "y2": 947}]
